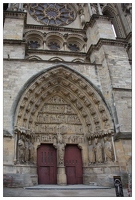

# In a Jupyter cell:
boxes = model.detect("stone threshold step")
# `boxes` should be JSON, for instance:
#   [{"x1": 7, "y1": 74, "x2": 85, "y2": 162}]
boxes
[{"x1": 24, "y1": 184, "x2": 111, "y2": 190}]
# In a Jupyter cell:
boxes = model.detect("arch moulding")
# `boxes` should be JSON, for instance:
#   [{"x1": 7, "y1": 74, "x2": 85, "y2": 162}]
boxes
[{"x1": 13, "y1": 65, "x2": 114, "y2": 165}]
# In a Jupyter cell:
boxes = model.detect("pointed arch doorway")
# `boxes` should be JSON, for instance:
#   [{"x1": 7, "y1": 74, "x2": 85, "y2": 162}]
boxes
[{"x1": 14, "y1": 65, "x2": 114, "y2": 186}]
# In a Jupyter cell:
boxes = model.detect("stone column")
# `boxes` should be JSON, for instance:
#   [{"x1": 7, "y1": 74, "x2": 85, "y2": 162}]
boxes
[
  {"x1": 111, "y1": 134, "x2": 117, "y2": 162},
  {"x1": 54, "y1": 133, "x2": 67, "y2": 185},
  {"x1": 97, "y1": 3, "x2": 103, "y2": 15},
  {"x1": 19, "y1": 3, "x2": 23, "y2": 11},
  {"x1": 78, "y1": 143, "x2": 89, "y2": 166},
  {"x1": 57, "y1": 166, "x2": 67, "y2": 185},
  {"x1": 88, "y1": 3, "x2": 93, "y2": 17},
  {"x1": 7, "y1": 3, "x2": 11, "y2": 10}
]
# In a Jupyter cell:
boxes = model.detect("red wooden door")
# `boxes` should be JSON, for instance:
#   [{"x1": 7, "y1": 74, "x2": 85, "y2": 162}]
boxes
[
  {"x1": 64, "y1": 145, "x2": 83, "y2": 184},
  {"x1": 37, "y1": 144, "x2": 57, "y2": 184}
]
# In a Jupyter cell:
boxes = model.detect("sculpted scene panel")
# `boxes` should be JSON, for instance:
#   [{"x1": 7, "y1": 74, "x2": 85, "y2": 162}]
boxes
[{"x1": 35, "y1": 95, "x2": 83, "y2": 135}]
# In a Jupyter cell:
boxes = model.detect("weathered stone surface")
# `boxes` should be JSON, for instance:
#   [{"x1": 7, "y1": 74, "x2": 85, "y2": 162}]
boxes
[{"x1": 3, "y1": 3, "x2": 132, "y2": 188}]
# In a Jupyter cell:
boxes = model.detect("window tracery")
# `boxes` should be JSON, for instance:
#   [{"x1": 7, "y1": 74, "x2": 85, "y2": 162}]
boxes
[
  {"x1": 29, "y1": 3, "x2": 76, "y2": 26},
  {"x1": 28, "y1": 40, "x2": 40, "y2": 49},
  {"x1": 48, "y1": 41, "x2": 60, "y2": 50},
  {"x1": 68, "y1": 43, "x2": 80, "y2": 51}
]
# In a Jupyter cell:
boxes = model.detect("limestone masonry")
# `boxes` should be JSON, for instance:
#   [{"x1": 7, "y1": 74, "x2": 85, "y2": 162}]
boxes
[{"x1": 3, "y1": 3, "x2": 132, "y2": 188}]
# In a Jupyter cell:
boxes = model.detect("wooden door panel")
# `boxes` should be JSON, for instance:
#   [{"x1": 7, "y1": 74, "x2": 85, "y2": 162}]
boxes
[
  {"x1": 38, "y1": 167, "x2": 50, "y2": 184},
  {"x1": 37, "y1": 144, "x2": 57, "y2": 184},
  {"x1": 66, "y1": 166, "x2": 76, "y2": 184},
  {"x1": 64, "y1": 145, "x2": 83, "y2": 184}
]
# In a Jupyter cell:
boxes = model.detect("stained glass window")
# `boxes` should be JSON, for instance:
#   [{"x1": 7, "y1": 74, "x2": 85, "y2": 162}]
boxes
[{"x1": 29, "y1": 3, "x2": 76, "y2": 26}]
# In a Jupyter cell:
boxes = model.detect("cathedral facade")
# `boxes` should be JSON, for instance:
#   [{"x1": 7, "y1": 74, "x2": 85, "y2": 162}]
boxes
[{"x1": 3, "y1": 3, "x2": 132, "y2": 187}]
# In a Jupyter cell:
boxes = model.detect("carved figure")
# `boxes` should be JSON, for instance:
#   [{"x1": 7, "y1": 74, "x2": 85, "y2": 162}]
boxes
[
  {"x1": 57, "y1": 133, "x2": 65, "y2": 166},
  {"x1": 91, "y1": 5, "x2": 97, "y2": 14},
  {"x1": 104, "y1": 137, "x2": 113, "y2": 162},
  {"x1": 18, "y1": 135, "x2": 25, "y2": 163},
  {"x1": 24, "y1": 138, "x2": 29, "y2": 162},
  {"x1": 88, "y1": 140, "x2": 95, "y2": 164},
  {"x1": 95, "y1": 138, "x2": 103, "y2": 163},
  {"x1": 29, "y1": 140, "x2": 35, "y2": 163},
  {"x1": 11, "y1": 3, "x2": 19, "y2": 11}
]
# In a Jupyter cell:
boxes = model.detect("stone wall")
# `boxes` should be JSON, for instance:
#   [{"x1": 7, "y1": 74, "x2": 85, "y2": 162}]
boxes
[
  {"x1": 4, "y1": 18, "x2": 24, "y2": 40},
  {"x1": 3, "y1": 60, "x2": 100, "y2": 133},
  {"x1": 3, "y1": 137, "x2": 14, "y2": 164}
]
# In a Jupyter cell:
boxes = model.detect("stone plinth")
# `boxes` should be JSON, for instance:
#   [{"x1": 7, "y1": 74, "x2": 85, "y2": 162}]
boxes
[{"x1": 57, "y1": 167, "x2": 67, "y2": 185}]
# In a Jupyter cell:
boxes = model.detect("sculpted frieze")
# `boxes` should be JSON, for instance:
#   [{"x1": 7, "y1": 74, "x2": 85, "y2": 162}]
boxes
[
  {"x1": 40, "y1": 104, "x2": 75, "y2": 114},
  {"x1": 34, "y1": 133, "x2": 86, "y2": 144},
  {"x1": 46, "y1": 96, "x2": 66, "y2": 104},
  {"x1": 37, "y1": 113, "x2": 81, "y2": 124},
  {"x1": 35, "y1": 124, "x2": 83, "y2": 134}
]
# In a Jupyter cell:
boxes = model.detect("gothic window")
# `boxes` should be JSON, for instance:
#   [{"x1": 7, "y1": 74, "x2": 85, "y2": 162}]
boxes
[
  {"x1": 28, "y1": 40, "x2": 40, "y2": 49},
  {"x1": 28, "y1": 3, "x2": 76, "y2": 26},
  {"x1": 68, "y1": 43, "x2": 80, "y2": 51}
]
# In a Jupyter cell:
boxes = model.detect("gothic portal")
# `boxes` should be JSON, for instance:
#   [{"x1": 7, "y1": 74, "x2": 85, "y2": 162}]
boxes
[{"x1": 3, "y1": 3, "x2": 132, "y2": 188}]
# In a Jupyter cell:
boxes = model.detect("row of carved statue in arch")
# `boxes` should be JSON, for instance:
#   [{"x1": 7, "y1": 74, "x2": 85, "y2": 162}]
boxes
[{"x1": 15, "y1": 127, "x2": 115, "y2": 166}]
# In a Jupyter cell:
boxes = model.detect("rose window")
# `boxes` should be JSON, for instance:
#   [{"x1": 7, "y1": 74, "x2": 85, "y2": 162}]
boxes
[{"x1": 29, "y1": 3, "x2": 76, "y2": 26}]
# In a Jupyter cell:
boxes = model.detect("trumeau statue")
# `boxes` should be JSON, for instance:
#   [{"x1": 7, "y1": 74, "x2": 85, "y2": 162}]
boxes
[{"x1": 56, "y1": 133, "x2": 66, "y2": 166}]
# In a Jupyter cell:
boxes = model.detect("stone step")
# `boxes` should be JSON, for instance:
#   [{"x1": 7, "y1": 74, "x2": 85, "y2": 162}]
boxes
[{"x1": 89, "y1": 182, "x2": 98, "y2": 186}]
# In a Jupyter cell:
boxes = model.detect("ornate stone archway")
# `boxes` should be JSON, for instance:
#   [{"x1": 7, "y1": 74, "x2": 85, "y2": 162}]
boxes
[{"x1": 14, "y1": 65, "x2": 115, "y2": 185}]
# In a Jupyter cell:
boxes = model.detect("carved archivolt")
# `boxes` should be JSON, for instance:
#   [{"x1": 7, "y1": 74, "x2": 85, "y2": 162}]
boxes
[
  {"x1": 14, "y1": 66, "x2": 115, "y2": 165},
  {"x1": 15, "y1": 66, "x2": 114, "y2": 140}
]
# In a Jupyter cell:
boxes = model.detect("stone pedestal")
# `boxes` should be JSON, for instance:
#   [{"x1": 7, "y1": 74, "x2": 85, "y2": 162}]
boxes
[{"x1": 57, "y1": 166, "x2": 67, "y2": 185}]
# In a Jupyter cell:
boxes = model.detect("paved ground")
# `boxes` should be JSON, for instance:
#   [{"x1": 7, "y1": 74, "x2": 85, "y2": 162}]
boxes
[{"x1": 3, "y1": 187, "x2": 129, "y2": 197}]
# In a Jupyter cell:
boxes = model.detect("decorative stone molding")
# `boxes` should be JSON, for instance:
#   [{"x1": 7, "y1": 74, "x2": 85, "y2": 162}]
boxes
[
  {"x1": 86, "y1": 38, "x2": 128, "y2": 59},
  {"x1": 14, "y1": 66, "x2": 114, "y2": 139},
  {"x1": 4, "y1": 10, "x2": 26, "y2": 20}
]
